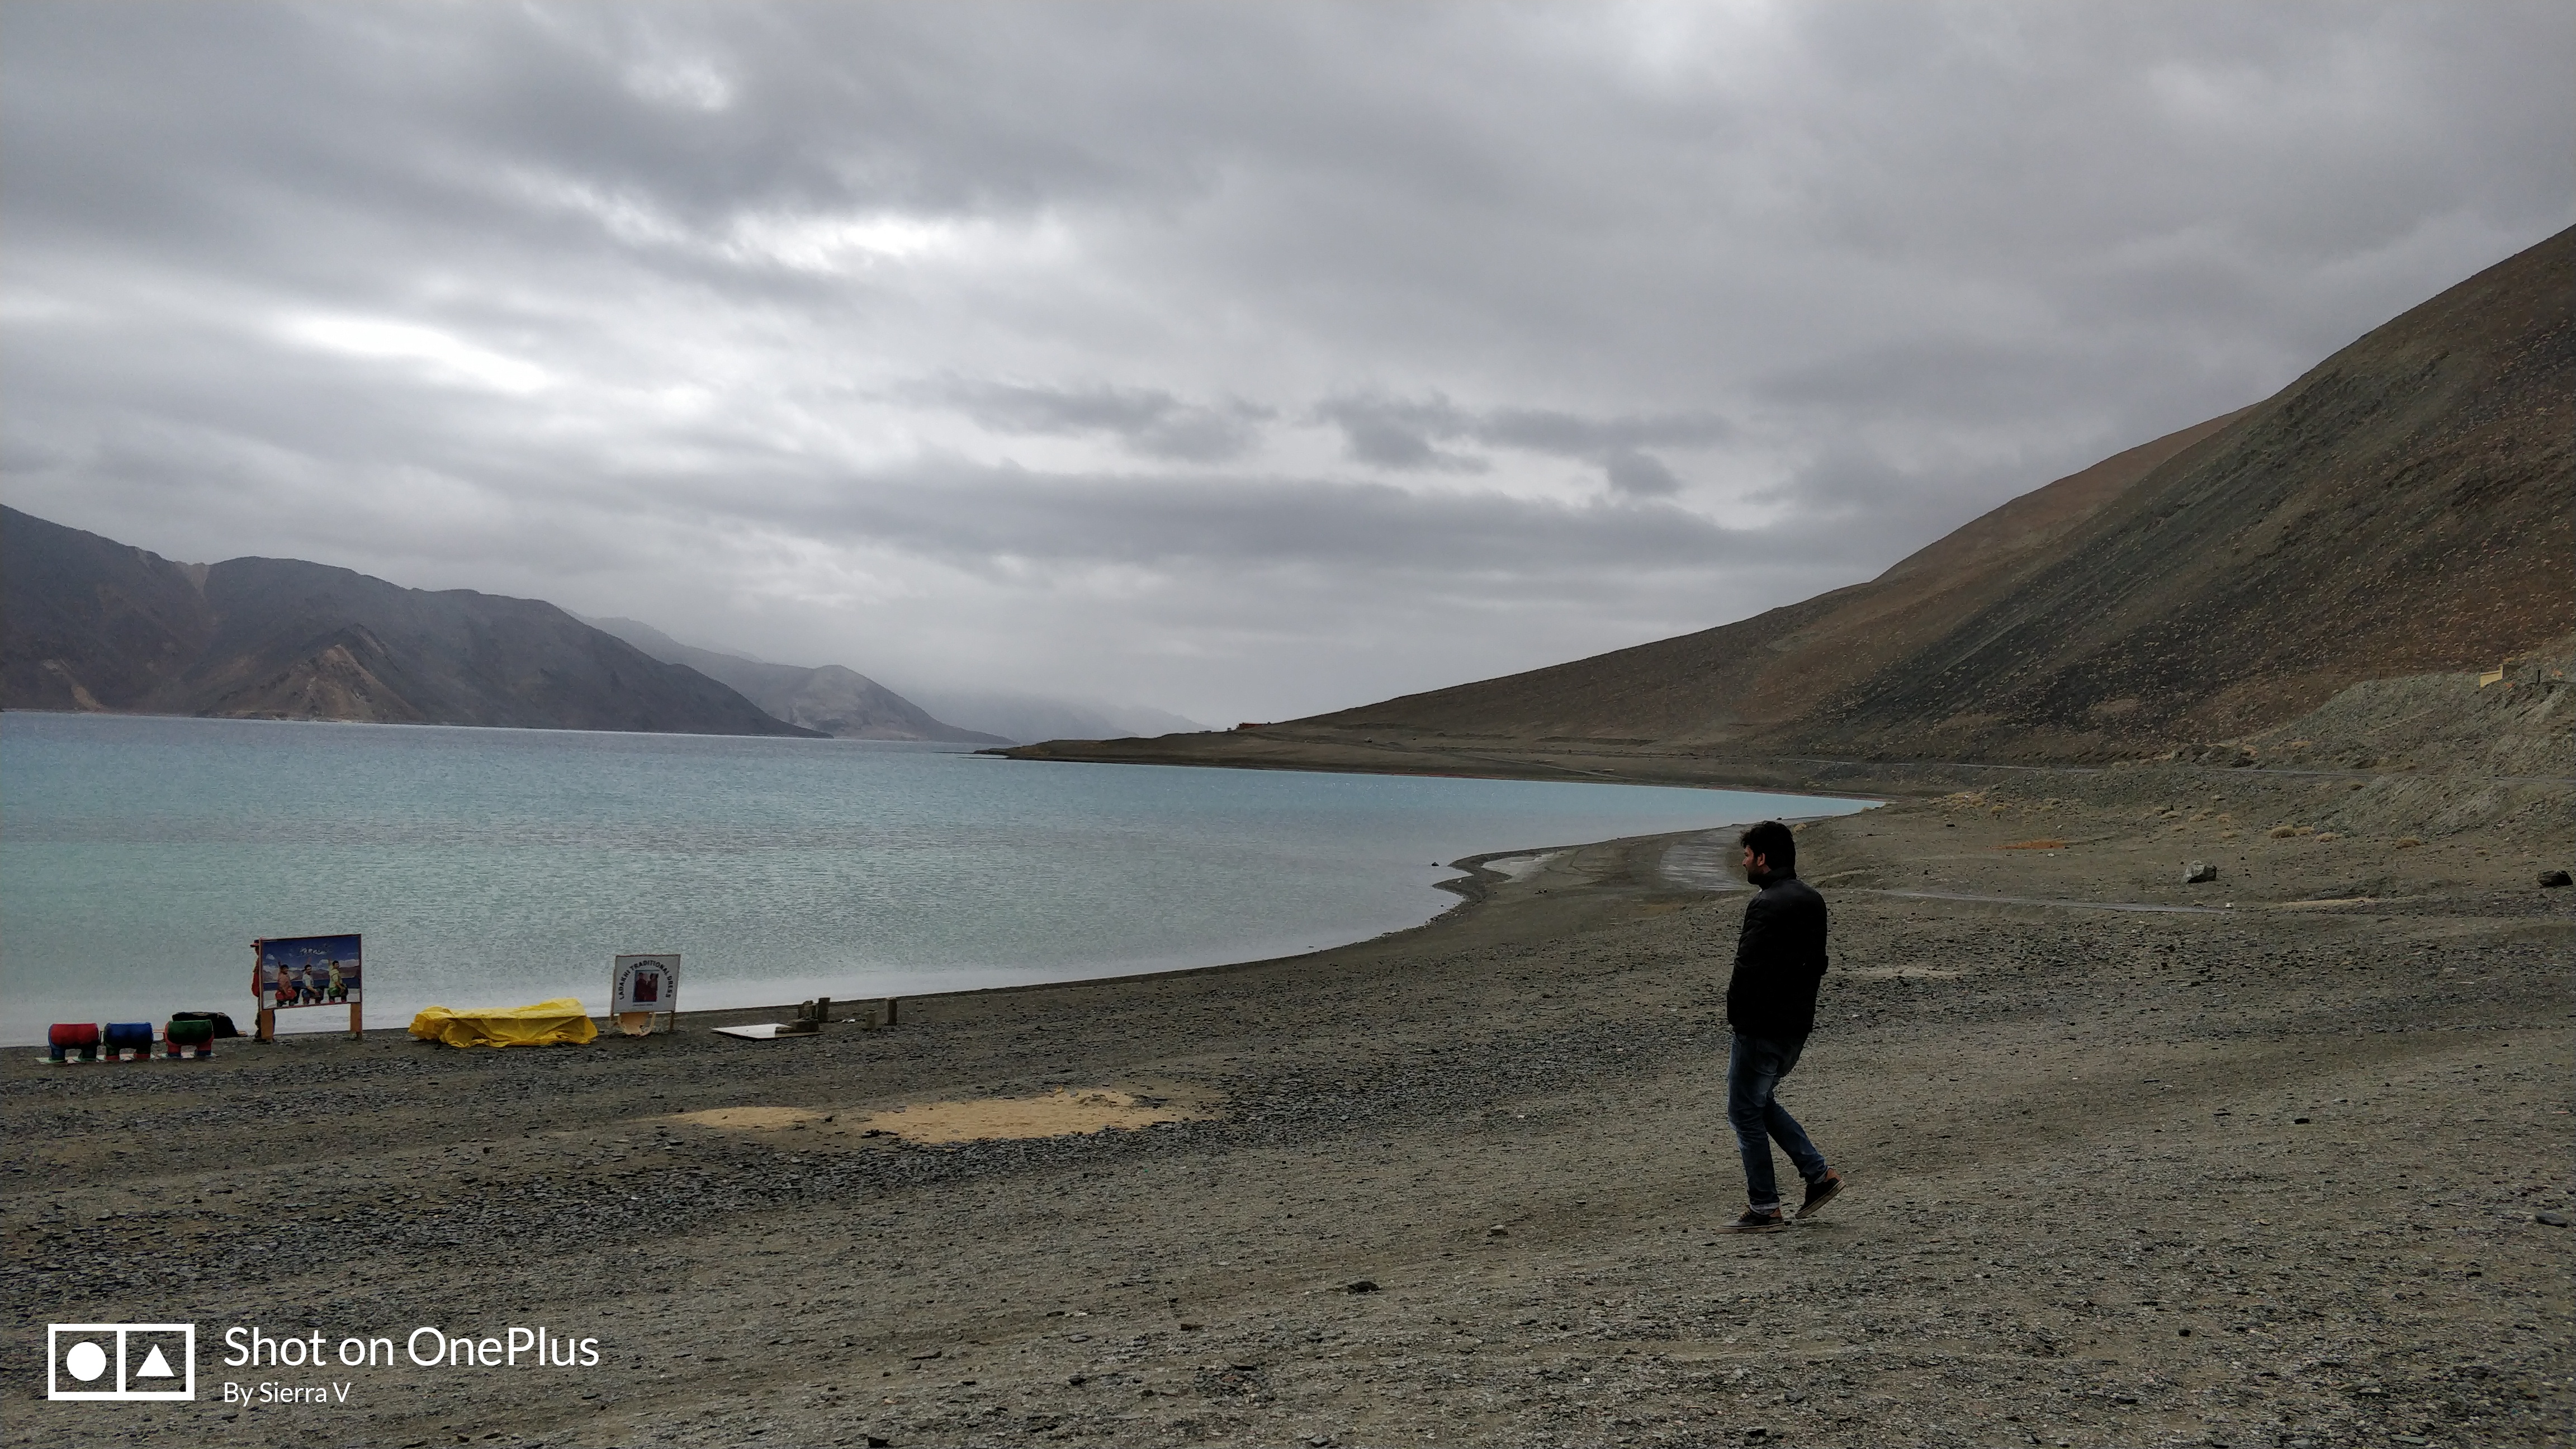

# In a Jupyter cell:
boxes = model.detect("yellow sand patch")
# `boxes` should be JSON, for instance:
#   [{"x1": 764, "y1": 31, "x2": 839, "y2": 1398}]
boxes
[
  {"x1": 858, "y1": 1089, "x2": 1199, "y2": 1144},
  {"x1": 673, "y1": 1089, "x2": 1210, "y2": 1144},
  {"x1": 675, "y1": 1106, "x2": 823, "y2": 1130}
]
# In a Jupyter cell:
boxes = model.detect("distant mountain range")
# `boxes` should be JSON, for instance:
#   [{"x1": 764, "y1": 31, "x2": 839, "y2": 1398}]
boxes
[
  {"x1": 1, "y1": 504, "x2": 1188, "y2": 746},
  {"x1": 1, "y1": 506, "x2": 815, "y2": 737},
  {"x1": 585, "y1": 617, "x2": 1005, "y2": 744},
  {"x1": 1011, "y1": 224, "x2": 2573, "y2": 772}
]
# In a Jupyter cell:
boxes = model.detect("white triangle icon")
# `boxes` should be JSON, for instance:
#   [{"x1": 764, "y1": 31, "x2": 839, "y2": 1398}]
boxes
[{"x1": 137, "y1": 1345, "x2": 175, "y2": 1378}]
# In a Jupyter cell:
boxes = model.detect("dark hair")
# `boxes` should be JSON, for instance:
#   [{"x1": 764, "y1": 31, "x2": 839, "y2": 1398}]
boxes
[{"x1": 1740, "y1": 820, "x2": 1796, "y2": 875}]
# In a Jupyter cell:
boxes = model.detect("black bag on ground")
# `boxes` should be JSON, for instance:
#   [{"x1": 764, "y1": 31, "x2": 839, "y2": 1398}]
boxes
[{"x1": 171, "y1": 1011, "x2": 241, "y2": 1039}]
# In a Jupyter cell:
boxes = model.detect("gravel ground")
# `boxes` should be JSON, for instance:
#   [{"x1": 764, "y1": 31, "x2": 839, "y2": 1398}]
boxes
[{"x1": 4, "y1": 765, "x2": 2569, "y2": 1449}]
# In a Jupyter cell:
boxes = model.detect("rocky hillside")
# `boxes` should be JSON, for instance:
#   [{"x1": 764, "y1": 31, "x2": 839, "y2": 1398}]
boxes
[
  {"x1": 1782, "y1": 224, "x2": 2572, "y2": 760},
  {"x1": 2229, "y1": 637, "x2": 2573, "y2": 783},
  {"x1": 1, "y1": 508, "x2": 816, "y2": 737}
]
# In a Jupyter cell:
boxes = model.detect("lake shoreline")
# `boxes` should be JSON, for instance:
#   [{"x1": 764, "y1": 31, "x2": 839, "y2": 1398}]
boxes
[
  {"x1": 5, "y1": 710, "x2": 1863, "y2": 1044},
  {"x1": 6, "y1": 766, "x2": 2567, "y2": 1447},
  {"x1": 150, "y1": 807, "x2": 1858, "y2": 1047}
]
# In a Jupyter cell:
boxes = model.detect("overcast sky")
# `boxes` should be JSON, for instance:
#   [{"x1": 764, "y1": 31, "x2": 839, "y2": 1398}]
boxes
[{"x1": 5, "y1": 3, "x2": 2569, "y2": 724}]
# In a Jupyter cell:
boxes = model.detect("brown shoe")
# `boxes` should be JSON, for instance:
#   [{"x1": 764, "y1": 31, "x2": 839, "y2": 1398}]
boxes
[
  {"x1": 1721, "y1": 1207, "x2": 1787, "y2": 1233},
  {"x1": 1796, "y1": 1170, "x2": 1845, "y2": 1221}
]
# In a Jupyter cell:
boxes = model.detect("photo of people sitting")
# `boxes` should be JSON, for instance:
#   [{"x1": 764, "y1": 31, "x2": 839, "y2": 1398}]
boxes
[{"x1": 258, "y1": 934, "x2": 362, "y2": 1008}]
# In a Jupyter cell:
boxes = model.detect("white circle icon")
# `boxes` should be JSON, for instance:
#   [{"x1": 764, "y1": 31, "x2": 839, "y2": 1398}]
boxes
[{"x1": 64, "y1": 1340, "x2": 108, "y2": 1382}]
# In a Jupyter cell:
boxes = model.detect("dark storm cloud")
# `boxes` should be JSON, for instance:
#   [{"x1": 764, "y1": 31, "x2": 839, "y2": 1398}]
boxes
[{"x1": 4, "y1": 1, "x2": 2571, "y2": 721}]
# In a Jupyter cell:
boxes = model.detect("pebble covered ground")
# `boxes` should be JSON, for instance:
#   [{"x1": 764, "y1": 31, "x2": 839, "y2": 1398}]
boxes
[{"x1": 3, "y1": 763, "x2": 2568, "y2": 1449}]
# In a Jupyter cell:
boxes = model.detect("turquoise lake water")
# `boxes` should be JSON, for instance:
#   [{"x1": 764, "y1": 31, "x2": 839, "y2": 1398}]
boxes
[{"x1": 0, "y1": 712, "x2": 1871, "y2": 1041}]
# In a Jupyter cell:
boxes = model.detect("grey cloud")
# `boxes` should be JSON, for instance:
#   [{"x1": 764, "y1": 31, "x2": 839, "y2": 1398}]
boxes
[
  {"x1": 1314, "y1": 392, "x2": 1727, "y2": 494},
  {"x1": 1772, "y1": 445, "x2": 1920, "y2": 512},
  {"x1": 907, "y1": 377, "x2": 1272, "y2": 462},
  {"x1": 1599, "y1": 449, "x2": 1681, "y2": 500},
  {"x1": 4, "y1": 2, "x2": 2572, "y2": 721},
  {"x1": 774, "y1": 460, "x2": 1767, "y2": 578},
  {"x1": 1308, "y1": 394, "x2": 1486, "y2": 472},
  {"x1": 1756, "y1": 340, "x2": 2112, "y2": 419},
  {"x1": 1474, "y1": 408, "x2": 1732, "y2": 457}
]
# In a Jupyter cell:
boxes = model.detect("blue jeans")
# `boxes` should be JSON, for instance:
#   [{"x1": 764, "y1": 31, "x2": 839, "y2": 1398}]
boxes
[{"x1": 1727, "y1": 1033, "x2": 1829, "y2": 1213}]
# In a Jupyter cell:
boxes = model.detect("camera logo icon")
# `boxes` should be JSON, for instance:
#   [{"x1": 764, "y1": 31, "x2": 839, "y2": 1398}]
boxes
[{"x1": 47, "y1": 1324, "x2": 195, "y2": 1400}]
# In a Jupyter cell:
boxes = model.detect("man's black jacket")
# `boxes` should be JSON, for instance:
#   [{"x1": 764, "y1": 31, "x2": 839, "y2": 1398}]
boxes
[{"x1": 1727, "y1": 869, "x2": 1828, "y2": 1042}]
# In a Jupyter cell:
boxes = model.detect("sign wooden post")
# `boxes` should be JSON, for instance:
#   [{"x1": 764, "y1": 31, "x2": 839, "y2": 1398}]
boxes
[{"x1": 252, "y1": 941, "x2": 272, "y2": 1044}]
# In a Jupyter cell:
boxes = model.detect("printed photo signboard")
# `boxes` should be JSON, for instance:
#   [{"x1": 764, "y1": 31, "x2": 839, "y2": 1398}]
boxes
[
  {"x1": 253, "y1": 932, "x2": 363, "y2": 1041},
  {"x1": 613, "y1": 954, "x2": 679, "y2": 1035},
  {"x1": 257, "y1": 934, "x2": 362, "y2": 1008}
]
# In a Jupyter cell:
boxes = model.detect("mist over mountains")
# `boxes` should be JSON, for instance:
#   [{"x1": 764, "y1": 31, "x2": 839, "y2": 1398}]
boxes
[
  {"x1": 584, "y1": 617, "x2": 1005, "y2": 745},
  {"x1": 585, "y1": 617, "x2": 1202, "y2": 745},
  {"x1": 895, "y1": 690, "x2": 1205, "y2": 749}
]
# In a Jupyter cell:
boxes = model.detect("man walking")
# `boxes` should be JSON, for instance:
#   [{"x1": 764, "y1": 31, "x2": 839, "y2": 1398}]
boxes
[{"x1": 1719, "y1": 820, "x2": 1844, "y2": 1232}]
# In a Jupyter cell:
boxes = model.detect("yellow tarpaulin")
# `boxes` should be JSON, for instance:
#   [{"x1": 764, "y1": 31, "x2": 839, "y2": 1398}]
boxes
[{"x1": 409, "y1": 998, "x2": 599, "y2": 1049}]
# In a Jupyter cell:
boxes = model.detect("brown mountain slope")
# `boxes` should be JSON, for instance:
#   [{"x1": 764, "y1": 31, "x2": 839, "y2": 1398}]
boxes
[
  {"x1": 1787, "y1": 225, "x2": 2572, "y2": 760},
  {"x1": 0, "y1": 505, "x2": 217, "y2": 711},
  {"x1": 1305, "y1": 409, "x2": 2248, "y2": 747},
  {"x1": 1, "y1": 508, "x2": 818, "y2": 737},
  {"x1": 1007, "y1": 224, "x2": 2572, "y2": 775}
]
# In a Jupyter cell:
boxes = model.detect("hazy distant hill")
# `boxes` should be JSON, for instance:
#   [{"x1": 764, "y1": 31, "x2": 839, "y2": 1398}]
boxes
[
  {"x1": 1016, "y1": 225, "x2": 2573, "y2": 770},
  {"x1": 585, "y1": 618, "x2": 1006, "y2": 744},
  {"x1": 1, "y1": 508, "x2": 816, "y2": 737},
  {"x1": 588, "y1": 617, "x2": 1198, "y2": 745},
  {"x1": 896, "y1": 688, "x2": 1204, "y2": 746}
]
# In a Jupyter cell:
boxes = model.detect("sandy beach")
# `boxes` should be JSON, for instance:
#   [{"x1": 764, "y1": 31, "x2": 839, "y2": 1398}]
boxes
[{"x1": 4, "y1": 761, "x2": 2568, "y2": 1449}]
